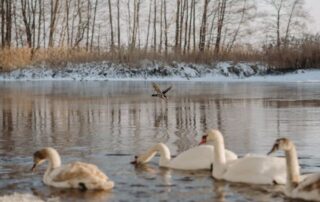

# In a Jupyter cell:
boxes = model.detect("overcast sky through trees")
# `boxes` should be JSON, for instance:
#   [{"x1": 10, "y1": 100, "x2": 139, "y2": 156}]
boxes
[{"x1": 305, "y1": 0, "x2": 320, "y2": 33}]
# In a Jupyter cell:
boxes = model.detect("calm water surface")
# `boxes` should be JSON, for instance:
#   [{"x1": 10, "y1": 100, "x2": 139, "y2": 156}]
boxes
[{"x1": 0, "y1": 81, "x2": 320, "y2": 202}]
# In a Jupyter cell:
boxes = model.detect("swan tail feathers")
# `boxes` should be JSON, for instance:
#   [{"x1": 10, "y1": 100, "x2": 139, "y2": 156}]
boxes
[
  {"x1": 100, "y1": 180, "x2": 115, "y2": 190},
  {"x1": 81, "y1": 179, "x2": 114, "y2": 190}
]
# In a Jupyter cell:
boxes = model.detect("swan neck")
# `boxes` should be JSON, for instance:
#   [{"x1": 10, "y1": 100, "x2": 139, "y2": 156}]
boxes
[
  {"x1": 139, "y1": 143, "x2": 171, "y2": 166},
  {"x1": 285, "y1": 145, "x2": 300, "y2": 192},
  {"x1": 47, "y1": 148, "x2": 62, "y2": 169},
  {"x1": 43, "y1": 148, "x2": 61, "y2": 180},
  {"x1": 156, "y1": 144, "x2": 171, "y2": 166},
  {"x1": 214, "y1": 135, "x2": 226, "y2": 165}
]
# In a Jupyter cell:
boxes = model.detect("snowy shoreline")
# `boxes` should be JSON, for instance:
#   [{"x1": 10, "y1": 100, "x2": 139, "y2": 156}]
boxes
[{"x1": 0, "y1": 61, "x2": 319, "y2": 82}]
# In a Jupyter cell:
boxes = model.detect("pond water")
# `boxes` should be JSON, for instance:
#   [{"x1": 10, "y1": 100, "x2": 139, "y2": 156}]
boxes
[{"x1": 0, "y1": 81, "x2": 320, "y2": 202}]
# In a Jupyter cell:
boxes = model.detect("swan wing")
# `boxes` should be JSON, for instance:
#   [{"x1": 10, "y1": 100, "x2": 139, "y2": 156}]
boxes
[
  {"x1": 168, "y1": 145, "x2": 237, "y2": 170},
  {"x1": 52, "y1": 162, "x2": 108, "y2": 181},
  {"x1": 223, "y1": 155, "x2": 287, "y2": 184},
  {"x1": 225, "y1": 149, "x2": 238, "y2": 161},
  {"x1": 169, "y1": 145, "x2": 214, "y2": 170},
  {"x1": 47, "y1": 162, "x2": 113, "y2": 190}
]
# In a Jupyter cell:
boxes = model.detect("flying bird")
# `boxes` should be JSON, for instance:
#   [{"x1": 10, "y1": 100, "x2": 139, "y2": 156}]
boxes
[{"x1": 151, "y1": 82, "x2": 172, "y2": 100}]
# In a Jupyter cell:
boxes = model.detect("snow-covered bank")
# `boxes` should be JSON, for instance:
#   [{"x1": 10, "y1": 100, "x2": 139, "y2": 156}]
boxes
[{"x1": 0, "y1": 61, "x2": 319, "y2": 82}]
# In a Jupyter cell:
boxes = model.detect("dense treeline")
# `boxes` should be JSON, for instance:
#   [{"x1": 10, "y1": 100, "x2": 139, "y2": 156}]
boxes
[{"x1": 0, "y1": 0, "x2": 319, "y2": 71}]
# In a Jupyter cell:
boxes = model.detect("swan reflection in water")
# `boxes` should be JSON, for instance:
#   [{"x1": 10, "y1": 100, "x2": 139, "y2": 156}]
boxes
[
  {"x1": 133, "y1": 163, "x2": 174, "y2": 191},
  {"x1": 133, "y1": 160, "x2": 286, "y2": 202},
  {"x1": 29, "y1": 186, "x2": 113, "y2": 202}
]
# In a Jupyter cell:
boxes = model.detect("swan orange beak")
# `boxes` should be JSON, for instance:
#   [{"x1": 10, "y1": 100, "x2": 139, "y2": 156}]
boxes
[{"x1": 199, "y1": 135, "x2": 207, "y2": 145}]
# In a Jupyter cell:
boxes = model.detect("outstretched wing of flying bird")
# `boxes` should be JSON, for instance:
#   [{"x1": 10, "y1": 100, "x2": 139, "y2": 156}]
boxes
[{"x1": 162, "y1": 86, "x2": 172, "y2": 94}]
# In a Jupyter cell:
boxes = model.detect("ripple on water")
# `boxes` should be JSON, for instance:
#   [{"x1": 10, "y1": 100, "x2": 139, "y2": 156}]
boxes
[{"x1": 0, "y1": 81, "x2": 320, "y2": 201}]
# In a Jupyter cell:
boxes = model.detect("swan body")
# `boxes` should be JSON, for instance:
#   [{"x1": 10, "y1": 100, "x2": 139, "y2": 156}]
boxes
[
  {"x1": 132, "y1": 143, "x2": 238, "y2": 170},
  {"x1": 32, "y1": 147, "x2": 114, "y2": 191},
  {"x1": 221, "y1": 154, "x2": 287, "y2": 184},
  {"x1": 268, "y1": 138, "x2": 320, "y2": 201},
  {"x1": 203, "y1": 129, "x2": 287, "y2": 185}
]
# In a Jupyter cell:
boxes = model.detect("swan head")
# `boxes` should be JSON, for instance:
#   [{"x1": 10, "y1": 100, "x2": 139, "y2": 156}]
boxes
[
  {"x1": 31, "y1": 147, "x2": 59, "y2": 171},
  {"x1": 267, "y1": 138, "x2": 294, "y2": 155},
  {"x1": 131, "y1": 155, "x2": 149, "y2": 165},
  {"x1": 199, "y1": 129, "x2": 223, "y2": 144},
  {"x1": 130, "y1": 155, "x2": 151, "y2": 165},
  {"x1": 31, "y1": 149, "x2": 48, "y2": 171},
  {"x1": 199, "y1": 135, "x2": 208, "y2": 145},
  {"x1": 130, "y1": 156, "x2": 139, "y2": 165}
]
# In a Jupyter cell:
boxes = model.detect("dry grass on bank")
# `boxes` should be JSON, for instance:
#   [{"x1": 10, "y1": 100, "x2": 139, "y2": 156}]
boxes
[
  {"x1": 0, "y1": 47, "x2": 263, "y2": 72},
  {"x1": 0, "y1": 48, "x2": 32, "y2": 71},
  {"x1": 0, "y1": 36, "x2": 320, "y2": 72},
  {"x1": 264, "y1": 36, "x2": 320, "y2": 71}
]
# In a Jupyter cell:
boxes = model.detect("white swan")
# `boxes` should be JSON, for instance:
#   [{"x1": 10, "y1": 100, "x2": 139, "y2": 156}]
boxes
[
  {"x1": 202, "y1": 129, "x2": 287, "y2": 184},
  {"x1": 268, "y1": 138, "x2": 320, "y2": 201},
  {"x1": 131, "y1": 142, "x2": 238, "y2": 170},
  {"x1": 32, "y1": 147, "x2": 114, "y2": 191}
]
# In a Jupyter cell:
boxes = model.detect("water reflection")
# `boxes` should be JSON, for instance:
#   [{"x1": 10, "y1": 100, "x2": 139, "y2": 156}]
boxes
[
  {"x1": 0, "y1": 81, "x2": 320, "y2": 201},
  {"x1": 30, "y1": 186, "x2": 113, "y2": 202}
]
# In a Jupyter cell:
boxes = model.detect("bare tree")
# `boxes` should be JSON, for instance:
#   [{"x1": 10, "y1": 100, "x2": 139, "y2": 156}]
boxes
[
  {"x1": 21, "y1": 0, "x2": 32, "y2": 48},
  {"x1": 144, "y1": 0, "x2": 152, "y2": 51},
  {"x1": 192, "y1": 0, "x2": 196, "y2": 51},
  {"x1": 183, "y1": 0, "x2": 189, "y2": 53},
  {"x1": 13, "y1": 0, "x2": 20, "y2": 47},
  {"x1": 0, "y1": 0, "x2": 4, "y2": 47},
  {"x1": 164, "y1": 0, "x2": 168, "y2": 54},
  {"x1": 117, "y1": 0, "x2": 120, "y2": 50},
  {"x1": 272, "y1": 0, "x2": 284, "y2": 48},
  {"x1": 175, "y1": 0, "x2": 181, "y2": 51},
  {"x1": 85, "y1": 0, "x2": 91, "y2": 51},
  {"x1": 199, "y1": 0, "x2": 209, "y2": 52},
  {"x1": 226, "y1": 0, "x2": 256, "y2": 52},
  {"x1": 179, "y1": 0, "x2": 186, "y2": 50},
  {"x1": 31, "y1": 0, "x2": 37, "y2": 48},
  {"x1": 71, "y1": 0, "x2": 77, "y2": 47},
  {"x1": 131, "y1": 0, "x2": 140, "y2": 50},
  {"x1": 42, "y1": 0, "x2": 46, "y2": 48},
  {"x1": 187, "y1": 0, "x2": 194, "y2": 52},
  {"x1": 127, "y1": 0, "x2": 131, "y2": 46},
  {"x1": 264, "y1": 0, "x2": 307, "y2": 48},
  {"x1": 48, "y1": 0, "x2": 60, "y2": 47},
  {"x1": 74, "y1": 0, "x2": 87, "y2": 48},
  {"x1": 207, "y1": 4, "x2": 218, "y2": 50},
  {"x1": 108, "y1": 0, "x2": 114, "y2": 50},
  {"x1": 5, "y1": 0, "x2": 12, "y2": 48},
  {"x1": 159, "y1": 0, "x2": 163, "y2": 53},
  {"x1": 214, "y1": 0, "x2": 227, "y2": 55},
  {"x1": 284, "y1": 0, "x2": 306, "y2": 46},
  {"x1": 36, "y1": 0, "x2": 43, "y2": 48},
  {"x1": 153, "y1": 0, "x2": 157, "y2": 52},
  {"x1": 90, "y1": 0, "x2": 98, "y2": 51}
]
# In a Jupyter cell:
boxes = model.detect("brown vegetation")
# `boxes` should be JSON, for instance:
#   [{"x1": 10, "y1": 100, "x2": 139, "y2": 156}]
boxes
[
  {"x1": 1, "y1": 34, "x2": 319, "y2": 72},
  {"x1": 263, "y1": 35, "x2": 320, "y2": 71}
]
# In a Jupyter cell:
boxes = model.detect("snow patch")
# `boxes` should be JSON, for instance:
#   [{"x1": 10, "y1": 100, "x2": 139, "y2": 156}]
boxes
[{"x1": 0, "y1": 61, "x2": 319, "y2": 82}]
